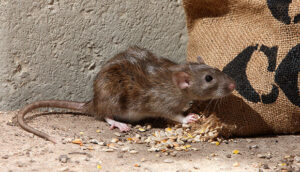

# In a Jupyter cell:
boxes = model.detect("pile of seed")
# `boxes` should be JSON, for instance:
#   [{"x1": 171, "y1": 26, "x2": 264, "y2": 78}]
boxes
[
  {"x1": 67, "y1": 113, "x2": 228, "y2": 154},
  {"x1": 130, "y1": 114, "x2": 226, "y2": 152}
]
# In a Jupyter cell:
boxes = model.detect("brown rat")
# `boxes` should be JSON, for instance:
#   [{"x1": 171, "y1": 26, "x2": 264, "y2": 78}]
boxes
[{"x1": 17, "y1": 46, "x2": 235, "y2": 143}]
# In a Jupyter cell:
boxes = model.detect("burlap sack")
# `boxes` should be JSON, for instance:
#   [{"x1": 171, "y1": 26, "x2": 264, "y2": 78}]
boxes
[{"x1": 182, "y1": 0, "x2": 300, "y2": 136}]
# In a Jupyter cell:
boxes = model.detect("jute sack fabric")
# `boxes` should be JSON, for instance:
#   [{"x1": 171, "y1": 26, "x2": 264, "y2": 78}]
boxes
[{"x1": 182, "y1": 0, "x2": 300, "y2": 136}]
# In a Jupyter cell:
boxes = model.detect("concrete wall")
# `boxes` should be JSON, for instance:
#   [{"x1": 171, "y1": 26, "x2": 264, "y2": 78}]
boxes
[{"x1": 0, "y1": 0, "x2": 188, "y2": 110}]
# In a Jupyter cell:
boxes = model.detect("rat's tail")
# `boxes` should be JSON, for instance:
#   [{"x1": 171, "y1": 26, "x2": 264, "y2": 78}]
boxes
[{"x1": 17, "y1": 100, "x2": 87, "y2": 144}]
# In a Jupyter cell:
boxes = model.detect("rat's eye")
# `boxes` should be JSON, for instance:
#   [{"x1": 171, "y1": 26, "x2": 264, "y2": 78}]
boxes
[{"x1": 205, "y1": 75, "x2": 213, "y2": 82}]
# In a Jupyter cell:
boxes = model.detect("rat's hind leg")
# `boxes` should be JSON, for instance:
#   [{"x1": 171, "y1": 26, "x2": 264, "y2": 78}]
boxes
[{"x1": 105, "y1": 117, "x2": 131, "y2": 132}]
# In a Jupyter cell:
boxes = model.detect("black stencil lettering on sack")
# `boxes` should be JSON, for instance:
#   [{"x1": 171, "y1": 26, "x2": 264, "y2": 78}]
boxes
[
  {"x1": 223, "y1": 44, "x2": 299, "y2": 107},
  {"x1": 275, "y1": 44, "x2": 300, "y2": 107},
  {"x1": 223, "y1": 45, "x2": 261, "y2": 103},
  {"x1": 223, "y1": 44, "x2": 280, "y2": 104},
  {"x1": 294, "y1": 14, "x2": 300, "y2": 23},
  {"x1": 267, "y1": 0, "x2": 300, "y2": 24},
  {"x1": 261, "y1": 85, "x2": 279, "y2": 104},
  {"x1": 259, "y1": 45, "x2": 278, "y2": 72},
  {"x1": 258, "y1": 45, "x2": 279, "y2": 104}
]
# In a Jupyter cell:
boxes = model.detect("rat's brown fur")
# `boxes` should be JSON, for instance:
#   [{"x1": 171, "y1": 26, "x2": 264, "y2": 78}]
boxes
[{"x1": 18, "y1": 46, "x2": 235, "y2": 143}]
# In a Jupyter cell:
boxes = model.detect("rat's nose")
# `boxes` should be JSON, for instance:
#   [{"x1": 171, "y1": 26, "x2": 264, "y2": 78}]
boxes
[{"x1": 228, "y1": 83, "x2": 236, "y2": 91}]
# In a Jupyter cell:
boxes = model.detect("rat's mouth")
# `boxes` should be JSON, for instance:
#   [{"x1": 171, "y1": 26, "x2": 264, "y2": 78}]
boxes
[{"x1": 211, "y1": 89, "x2": 235, "y2": 100}]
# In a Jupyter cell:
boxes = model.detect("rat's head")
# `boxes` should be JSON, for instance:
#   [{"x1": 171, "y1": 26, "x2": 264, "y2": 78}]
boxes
[{"x1": 171, "y1": 56, "x2": 236, "y2": 101}]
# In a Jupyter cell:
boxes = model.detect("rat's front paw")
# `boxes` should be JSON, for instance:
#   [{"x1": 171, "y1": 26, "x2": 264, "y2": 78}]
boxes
[
  {"x1": 110, "y1": 121, "x2": 131, "y2": 132},
  {"x1": 182, "y1": 113, "x2": 199, "y2": 124},
  {"x1": 105, "y1": 117, "x2": 131, "y2": 132}
]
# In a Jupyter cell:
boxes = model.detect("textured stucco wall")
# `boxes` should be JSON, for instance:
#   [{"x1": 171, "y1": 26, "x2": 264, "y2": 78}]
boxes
[{"x1": 0, "y1": 0, "x2": 188, "y2": 110}]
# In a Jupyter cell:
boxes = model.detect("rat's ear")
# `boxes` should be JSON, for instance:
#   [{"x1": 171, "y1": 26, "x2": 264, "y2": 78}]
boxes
[
  {"x1": 172, "y1": 71, "x2": 191, "y2": 89},
  {"x1": 197, "y1": 56, "x2": 205, "y2": 64}
]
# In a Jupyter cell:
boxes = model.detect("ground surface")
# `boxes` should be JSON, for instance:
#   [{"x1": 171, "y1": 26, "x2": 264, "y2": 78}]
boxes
[{"x1": 1, "y1": 111, "x2": 299, "y2": 172}]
